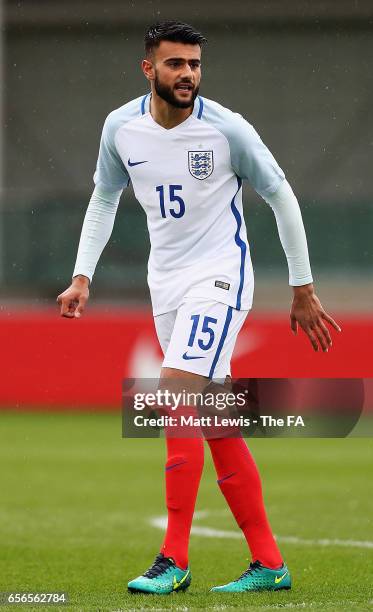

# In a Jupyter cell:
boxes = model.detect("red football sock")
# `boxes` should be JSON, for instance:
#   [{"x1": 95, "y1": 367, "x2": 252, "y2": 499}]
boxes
[
  {"x1": 160, "y1": 416, "x2": 204, "y2": 569},
  {"x1": 207, "y1": 436, "x2": 282, "y2": 569}
]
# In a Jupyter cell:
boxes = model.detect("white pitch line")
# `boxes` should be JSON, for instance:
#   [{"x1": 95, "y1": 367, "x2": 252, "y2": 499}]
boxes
[
  {"x1": 149, "y1": 515, "x2": 373, "y2": 550},
  {"x1": 274, "y1": 535, "x2": 373, "y2": 550}
]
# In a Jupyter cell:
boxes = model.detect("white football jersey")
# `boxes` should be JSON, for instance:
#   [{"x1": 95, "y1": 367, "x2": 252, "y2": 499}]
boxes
[{"x1": 94, "y1": 94, "x2": 285, "y2": 315}]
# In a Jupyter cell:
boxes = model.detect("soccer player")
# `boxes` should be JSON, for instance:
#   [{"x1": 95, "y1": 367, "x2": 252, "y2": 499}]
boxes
[{"x1": 57, "y1": 21, "x2": 341, "y2": 595}]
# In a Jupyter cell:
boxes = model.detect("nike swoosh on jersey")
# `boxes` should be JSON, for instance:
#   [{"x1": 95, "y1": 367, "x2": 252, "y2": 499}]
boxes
[
  {"x1": 182, "y1": 352, "x2": 206, "y2": 360},
  {"x1": 128, "y1": 158, "x2": 148, "y2": 166}
]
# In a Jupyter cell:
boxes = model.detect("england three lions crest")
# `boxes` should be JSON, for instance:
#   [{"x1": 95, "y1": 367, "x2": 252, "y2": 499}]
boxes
[{"x1": 188, "y1": 150, "x2": 214, "y2": 180}]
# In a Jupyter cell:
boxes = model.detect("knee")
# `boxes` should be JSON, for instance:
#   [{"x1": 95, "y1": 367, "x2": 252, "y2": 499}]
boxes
[{"x1": 166, "y1": 439, "x2": 204, "y2": 471}]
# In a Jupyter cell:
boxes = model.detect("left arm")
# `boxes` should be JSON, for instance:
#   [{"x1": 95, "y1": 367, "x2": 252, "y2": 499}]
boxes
[
  {"x1": 223, "y1": 111, "x2": 341, "y2": 350},
  {"x1": 264, "y1": 179, "x2": 341, "y2": 352}
]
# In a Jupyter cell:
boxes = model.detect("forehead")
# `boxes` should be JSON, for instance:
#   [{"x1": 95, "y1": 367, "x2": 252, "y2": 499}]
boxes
[{"x1": 153, "y1": 40, "x2": 202, "y2": 62}]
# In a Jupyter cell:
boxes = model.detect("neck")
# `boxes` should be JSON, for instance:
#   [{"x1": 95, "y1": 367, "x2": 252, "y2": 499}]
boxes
[{"x1": 149, "y1": 89, "x2": 193, "y2": 129}]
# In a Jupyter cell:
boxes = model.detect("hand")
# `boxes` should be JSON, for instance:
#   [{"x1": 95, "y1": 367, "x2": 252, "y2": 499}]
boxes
[
  {"x1": 56, "y1": 275, "x2": 90, "y2": 319},
  {"x1": 290, "y1": 283, "x2": 341, "y2": 352}
]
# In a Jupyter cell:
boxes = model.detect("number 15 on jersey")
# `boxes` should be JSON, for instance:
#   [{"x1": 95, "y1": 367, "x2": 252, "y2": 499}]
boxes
[{"x1": 156, "y1": 185, "x2": 185, "y2": 219}]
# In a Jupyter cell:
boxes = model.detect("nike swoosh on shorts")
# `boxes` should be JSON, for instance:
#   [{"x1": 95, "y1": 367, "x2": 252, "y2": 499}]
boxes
[{"x1": 128, "y1": 158, "x2": 148, "y2": 166}]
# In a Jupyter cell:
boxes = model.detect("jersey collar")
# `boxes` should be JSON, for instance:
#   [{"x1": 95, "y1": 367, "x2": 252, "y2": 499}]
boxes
[{"x1": 141, "y1": 93, "x2": 204, "y2": 121}]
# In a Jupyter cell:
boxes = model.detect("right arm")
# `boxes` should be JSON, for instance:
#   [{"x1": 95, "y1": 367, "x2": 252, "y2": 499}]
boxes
[
  {"x1": 57, "y1": 186, "x2": 122, "y2": 318},
  {"x1": 57, "y1": 112, "x2": 129, "y2": 318}
]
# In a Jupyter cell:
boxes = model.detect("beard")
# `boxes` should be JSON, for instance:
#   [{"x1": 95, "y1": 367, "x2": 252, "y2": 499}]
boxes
[{"x1": 154, "y1": 73, "x2": 199, "y2": 109}]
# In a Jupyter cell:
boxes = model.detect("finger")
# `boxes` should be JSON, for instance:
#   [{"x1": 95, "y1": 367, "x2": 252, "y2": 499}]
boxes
[
  {"x1": 60, "y1": 299, "x2": 70, "y2": 317},
  {"x1": 306, "y1": 329, "x2": 319, "y2": 352},
  {"x1": 290, "y1": 316, "x2": 298, "y2": 335},
  {"x1": 321, "y1": 311, "x2": 342, "y2": 332},
  {"x1": 74, "y1": 295, "x2": 87, "y2": 319},
  {"x1": 60, "y1": 298, "x2": 76, "y2": 317},
  {"x1": 56, "y1": 294, "x2": 62, "y2": 305},
  {"x1": 314, "y1": 325, "x2": 329, "y2": 352},
  {"x1": 318, "y1": 319, "x2": 332, "y2": 347}
]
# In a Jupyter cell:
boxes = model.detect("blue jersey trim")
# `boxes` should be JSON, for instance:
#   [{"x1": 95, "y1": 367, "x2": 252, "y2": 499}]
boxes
[
  {"x1": 230, "y1": 177, "x2": 246, "y2": 310},
  {"x1": 208, "y1": 306, "x2": 233, "y2": 379},
  {"x1": 141, "y1": 94, "x2": 148, "y2": 115},
  {"x1": 197, "y1": 96, "x2": 204, "y2": 119}
]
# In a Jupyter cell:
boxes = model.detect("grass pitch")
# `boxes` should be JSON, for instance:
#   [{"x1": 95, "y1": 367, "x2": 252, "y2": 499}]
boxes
[{"x1": 1, "y1": 411, "x2": 373, "y2": 611}]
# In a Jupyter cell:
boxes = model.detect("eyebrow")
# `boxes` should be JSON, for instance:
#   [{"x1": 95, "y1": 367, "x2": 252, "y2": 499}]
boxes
[{"x1": 164, "y1": 57, "x2": 201, "y2": 63}]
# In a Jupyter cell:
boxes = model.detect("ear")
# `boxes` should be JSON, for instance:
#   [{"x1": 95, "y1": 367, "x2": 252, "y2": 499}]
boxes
[{"x1": 142, "y1": 58, "x2": 154, "y2": 82}]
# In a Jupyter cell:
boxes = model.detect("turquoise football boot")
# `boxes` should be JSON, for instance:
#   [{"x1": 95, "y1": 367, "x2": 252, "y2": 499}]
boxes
[
  {"x1": 128, "y1": 553, "x2": 191, "y2": 594},
  {"x1": 210, "y1": 560, "x2": 291, "y2": 593}
]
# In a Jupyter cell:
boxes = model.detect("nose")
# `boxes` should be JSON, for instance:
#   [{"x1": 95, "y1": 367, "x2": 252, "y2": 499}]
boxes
[{"x1": 180, "y1": 63, "x2": 193, "y2": 80}]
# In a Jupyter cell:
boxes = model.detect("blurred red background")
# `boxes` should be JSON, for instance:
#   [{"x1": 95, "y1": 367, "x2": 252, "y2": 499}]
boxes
[{"x1": 1, "y1": 308, "x2": 372, "y2": 409}]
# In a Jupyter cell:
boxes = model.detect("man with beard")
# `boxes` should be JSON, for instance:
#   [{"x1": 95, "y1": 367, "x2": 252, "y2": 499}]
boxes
[{"x1": 57, "y1": 21, "x2": 340, "y2": 595}]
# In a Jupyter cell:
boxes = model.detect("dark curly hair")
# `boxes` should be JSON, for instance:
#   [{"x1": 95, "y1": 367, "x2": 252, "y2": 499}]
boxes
[{"x1": 144, "y1": 20, "x2": 207, "y2": 57}]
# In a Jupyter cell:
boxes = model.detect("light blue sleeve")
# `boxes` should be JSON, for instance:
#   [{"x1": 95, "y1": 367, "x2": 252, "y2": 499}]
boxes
[
  {"x1": 202, "y1": 99, "x2": 285, "y2": 199},
  {"x1": 93, "y1": 111, "x2": 130, "y2": 192}
]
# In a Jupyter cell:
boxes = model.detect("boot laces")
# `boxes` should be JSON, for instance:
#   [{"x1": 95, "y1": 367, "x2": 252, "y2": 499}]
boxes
[
  {"x1": 237, "y1": 560, "x2": 263, "y2": 581},
  {"x1": 143, "y1": 553, "x2": 175, "y2": 578}
]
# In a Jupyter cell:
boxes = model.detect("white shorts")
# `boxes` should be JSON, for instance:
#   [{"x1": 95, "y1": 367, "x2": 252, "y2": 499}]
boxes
[{"x1": 154, "y1": 297, "x2": 249, "y2": 380}]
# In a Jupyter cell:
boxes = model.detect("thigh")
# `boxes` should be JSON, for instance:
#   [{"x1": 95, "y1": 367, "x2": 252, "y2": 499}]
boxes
[
  {"x1": 162, "y1": 297, "x2": 249, "y2": 381},
  {"x1": 154, "y1": 309, "x2": 178, "y2": 356}
]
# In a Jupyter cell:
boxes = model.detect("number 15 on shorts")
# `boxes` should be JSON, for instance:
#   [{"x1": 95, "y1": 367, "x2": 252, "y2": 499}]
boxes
[{"x1": 186, "y1": 314, "x2": 218, "y2": 355}]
